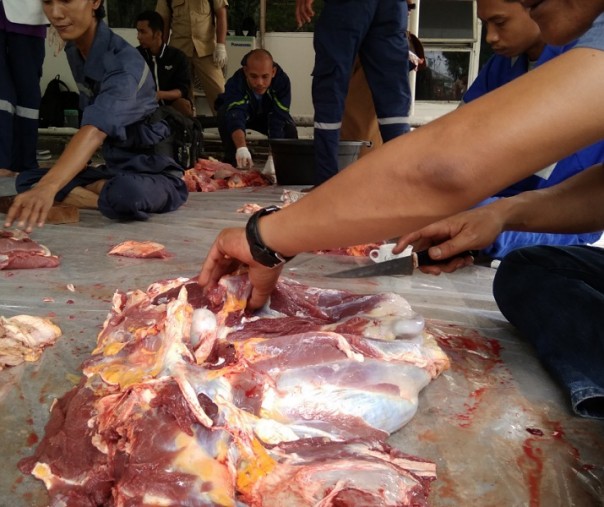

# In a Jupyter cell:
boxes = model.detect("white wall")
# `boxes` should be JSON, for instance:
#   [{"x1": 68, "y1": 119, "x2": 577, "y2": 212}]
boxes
[{"x1": 263, "y1": 32, "x2": 315, "y2": 119}]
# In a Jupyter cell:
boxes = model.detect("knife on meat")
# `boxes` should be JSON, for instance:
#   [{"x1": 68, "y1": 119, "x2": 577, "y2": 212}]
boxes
[{"x1": 326, "y1": 250, "x2": 479, "y2": 278}]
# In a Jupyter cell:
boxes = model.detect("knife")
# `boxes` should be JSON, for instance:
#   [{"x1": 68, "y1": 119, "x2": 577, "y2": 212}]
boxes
[{"x1": 326, "y1": 250, "x2": 479, "y2": 278}]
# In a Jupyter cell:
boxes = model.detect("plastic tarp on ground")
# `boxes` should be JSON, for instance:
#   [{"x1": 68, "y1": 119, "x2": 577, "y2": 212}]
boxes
[{"x1": 1, "y1": 184, "x2": 603, "y2": 506}]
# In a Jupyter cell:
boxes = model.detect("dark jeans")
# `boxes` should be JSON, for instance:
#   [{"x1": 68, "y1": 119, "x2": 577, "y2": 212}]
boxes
[
  {"x1": 217, "y1": 107, "x2": 298, "y2": 167},
  {"x1": 493, "y1": 245, "x2": 604, "y2": 419}
]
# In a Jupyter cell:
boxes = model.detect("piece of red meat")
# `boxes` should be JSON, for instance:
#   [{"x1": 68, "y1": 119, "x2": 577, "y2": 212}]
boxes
[
  {"x1": 20, "y1": 274, "x2": 446, "y2": 506},
  {"x1": 0, "y1": 231, "x2": 60, "y2": 269}
]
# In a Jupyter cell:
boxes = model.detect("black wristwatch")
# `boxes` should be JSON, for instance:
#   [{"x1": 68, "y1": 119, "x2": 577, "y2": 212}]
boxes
[{"x1": 245, "y1": 206, "x2": 294, "y2": 268}]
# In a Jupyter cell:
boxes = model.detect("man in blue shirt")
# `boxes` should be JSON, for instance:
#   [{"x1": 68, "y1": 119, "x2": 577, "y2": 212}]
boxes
[
  {"x1": 6, "y1": 0, "x2": 188, "y2": 228},
  {"x1": 462, "y1": 0, "x2": 604, "y2": 258},
  {"x1": 215, "y1": 49, "x2": 297, "y2": 169}
]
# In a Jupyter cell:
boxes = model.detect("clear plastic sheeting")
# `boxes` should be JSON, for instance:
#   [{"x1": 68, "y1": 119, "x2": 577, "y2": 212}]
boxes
[{"x1": 0, "y1": 184, "x2": 603, "y2": 506}]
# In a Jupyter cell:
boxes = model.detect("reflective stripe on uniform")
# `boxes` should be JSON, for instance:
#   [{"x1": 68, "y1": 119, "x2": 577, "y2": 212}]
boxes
[
  {"x1": 314, "y1": 121, "x2": 342, "y2": 130},
  {"x1": 377, "y1": 116, "x2": 409, "y2": 125},
  {"x1": 137, "y1": 63, "x2": 150, "y2": 92},
  {"x1": 16, "y1": 105, "x2": 39, "y2": 120},
  {"x1": 268, "y1": 90, "x2": 289, "y2": 112},
  {"x1": 226, "y1": 97, "x2": 248, "y2": 111},
  {"x1": 77, "y1": 83, "x2": 93, "y2": 98},
  {"x1": 0, "y1": 99, "x2": 16, "y2": 115}
]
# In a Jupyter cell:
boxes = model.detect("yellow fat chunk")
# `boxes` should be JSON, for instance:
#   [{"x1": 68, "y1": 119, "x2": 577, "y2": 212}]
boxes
[{"x1": 236, "y1": 437, "x2": 276, "y2": 495}]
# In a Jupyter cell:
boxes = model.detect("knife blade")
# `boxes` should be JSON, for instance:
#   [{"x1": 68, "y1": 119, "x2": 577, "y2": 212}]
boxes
[{"x1": 326, "y1": 250, "x2": 478, "y2": 278}]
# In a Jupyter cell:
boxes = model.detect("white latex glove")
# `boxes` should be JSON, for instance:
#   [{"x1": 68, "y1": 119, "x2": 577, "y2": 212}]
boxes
[
  {"x1": 236, "y1": 147, "x2": 253, "y2": 169},
  {"x1": 213, "y1": 43, "x2": 228, "y2": 68}
]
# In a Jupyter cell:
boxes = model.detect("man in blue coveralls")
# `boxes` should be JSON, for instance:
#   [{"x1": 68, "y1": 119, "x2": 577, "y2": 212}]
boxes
[
  {"x1": 215, "y1": 49, "x2": 298, "y2": 169},
  {"x1": 5, "y1": 0, "x2": 188, "y2": 232},
  {"x1": 462, "y1": 0, "x2": 604, "y2": 259},
  {"x1": 296, "y1": 0, "x2": 412, "y2": 185}
]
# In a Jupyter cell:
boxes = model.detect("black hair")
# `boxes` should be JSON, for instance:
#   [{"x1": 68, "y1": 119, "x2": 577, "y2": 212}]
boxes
[
  {"x1": 135, "y1": 10, "x2": 165, "y2": 34},
  {"x1": 94, "y1": 0, "x2": 106, "y2": 19}
]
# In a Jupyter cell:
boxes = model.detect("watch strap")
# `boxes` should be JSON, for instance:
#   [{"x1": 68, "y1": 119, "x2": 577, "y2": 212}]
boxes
[{"x1": 245, "y1": 206, "x2": 294, "y2": 268}]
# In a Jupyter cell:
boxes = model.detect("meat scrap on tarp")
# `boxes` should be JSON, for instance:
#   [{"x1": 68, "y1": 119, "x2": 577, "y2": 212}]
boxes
[
  {"x1": 108, "y1": 240, "x2": 170, "y2": 259},
  {"x1": 0, "y1": 315, "x2": 62, "y2": 370},
  {"x1": 19, "y1": 275, "x2": 449, "y2": 506},
  {"x1": 0, "y1": 230, "x2": 60, "y2": 270}
]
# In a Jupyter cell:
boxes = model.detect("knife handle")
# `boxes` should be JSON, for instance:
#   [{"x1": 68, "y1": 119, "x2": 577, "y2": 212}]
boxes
[{"x1": 415, "y1": 249, "x2": 479, "y2": 267}]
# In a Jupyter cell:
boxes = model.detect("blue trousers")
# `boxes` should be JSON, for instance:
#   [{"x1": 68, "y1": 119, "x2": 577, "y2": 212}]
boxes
[
  {"x1": 313, "y1": 0, "x2": 411, "y2": 184},
  {"x1": 493, "y1": 245, "x2": 604, "y2": 419},
  {"x1": 0, "y1": 29, "x2": 44, "y2": 172},
  {"x1": 16, "y1": 165, "x2": 188, "y2": 221}
]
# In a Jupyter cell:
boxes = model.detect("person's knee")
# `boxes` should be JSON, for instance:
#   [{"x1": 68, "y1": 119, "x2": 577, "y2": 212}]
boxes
[{"x1": 98, "y1": 176, "x2": 148, "y2": 220}]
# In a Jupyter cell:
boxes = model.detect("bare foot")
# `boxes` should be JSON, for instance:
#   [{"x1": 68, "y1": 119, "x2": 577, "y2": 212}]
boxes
[
  {"x1": 84, "y1": 179, "x2": 107, "y2": 195},
  {"x1": 63, "y1": 186, "x2": 99, "y2": 209},
  {"x1": 0, "y1": 169, "x2": 16, "y2": 177}
]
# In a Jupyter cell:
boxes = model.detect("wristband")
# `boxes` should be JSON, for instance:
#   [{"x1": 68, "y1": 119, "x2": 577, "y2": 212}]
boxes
[{"x1": 245, "y1": 206, "x2": 294, "y2": 268}]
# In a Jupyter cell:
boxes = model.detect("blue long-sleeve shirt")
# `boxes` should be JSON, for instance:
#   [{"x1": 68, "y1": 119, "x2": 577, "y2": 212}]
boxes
[{"x1": 461, "y1": 42, "x2": 604, "y2": 258}]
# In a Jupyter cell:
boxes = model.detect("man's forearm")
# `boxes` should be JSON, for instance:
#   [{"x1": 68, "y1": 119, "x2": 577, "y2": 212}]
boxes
[
  {"x1": 36, "y1": 125, "x2": 107, "y2": 194},
  {"x1": 231, "y1": 129, "x2": 247, "y2": 149},
  {"x1": 215, "y1": 7, "x2": 227, "y2": 44},
  {"x1": 497, "y1": 163, "x2": 604, "y2": 234},
  {"x1": 157, "y1": 89, "x2": 182, "y2": 102},
  {"x1": 256, "y1": 48, "x2": 604, "y2": 258}
]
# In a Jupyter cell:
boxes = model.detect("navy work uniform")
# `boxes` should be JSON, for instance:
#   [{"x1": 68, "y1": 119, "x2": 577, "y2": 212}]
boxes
[
  {"x1": 215, "y1": 57, "x2": 297, "y2": 167},
  {"x1": 16, "y1": 21, "x2": 188, "y2": 221},
  {"x1": 0, "y1": 0, "x2": 46, "y2": 175},
  {"x1": 313, "y1": 0, "x2": 411, "y2": 184}
]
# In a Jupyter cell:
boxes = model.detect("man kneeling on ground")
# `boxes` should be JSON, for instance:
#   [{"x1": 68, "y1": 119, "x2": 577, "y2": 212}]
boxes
[{"x1": 216, "y1": 49, "x2": 298, "y2": 169}]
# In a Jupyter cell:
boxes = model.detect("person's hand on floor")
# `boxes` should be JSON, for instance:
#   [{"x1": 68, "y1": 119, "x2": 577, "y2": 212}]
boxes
[{"x1": 4, "y1": 185, "x2": 57, "y2": 232}]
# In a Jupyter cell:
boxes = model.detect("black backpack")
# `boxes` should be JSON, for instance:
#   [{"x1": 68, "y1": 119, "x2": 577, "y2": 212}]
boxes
[
  {"x1": 39, "y1": 75, "x2": 81, "y2": 128},
  {"x1": 155, "y1": 105, "x2": 204, "y2": 169}
]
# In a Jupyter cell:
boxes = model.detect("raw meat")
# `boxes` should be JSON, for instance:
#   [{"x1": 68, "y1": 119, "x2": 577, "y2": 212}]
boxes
[
  {"x1": 184, "y1": 158, "x2": 271, "y2": 192},
  {"x1": 316, "y1": 242, "x2": 383, "y2": 257},
  {"x1": 19, "y1": 275, "x2": 447, "y2": 505},
  {"x1": 237, "y1": 203, "x2": 264, "y2": 214},
  {"x1": 244, "y1": 439, "x2": 435, "y2": 507},
  {"x1": 0, "y1": 315, "x2": 62, "y2": 369},
  {"x1": 0, "y1": 230, "x2": 60, "y2": 270},
  {"x1": 108, "y1": 240, "x2": 170, "y2": 259}
]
